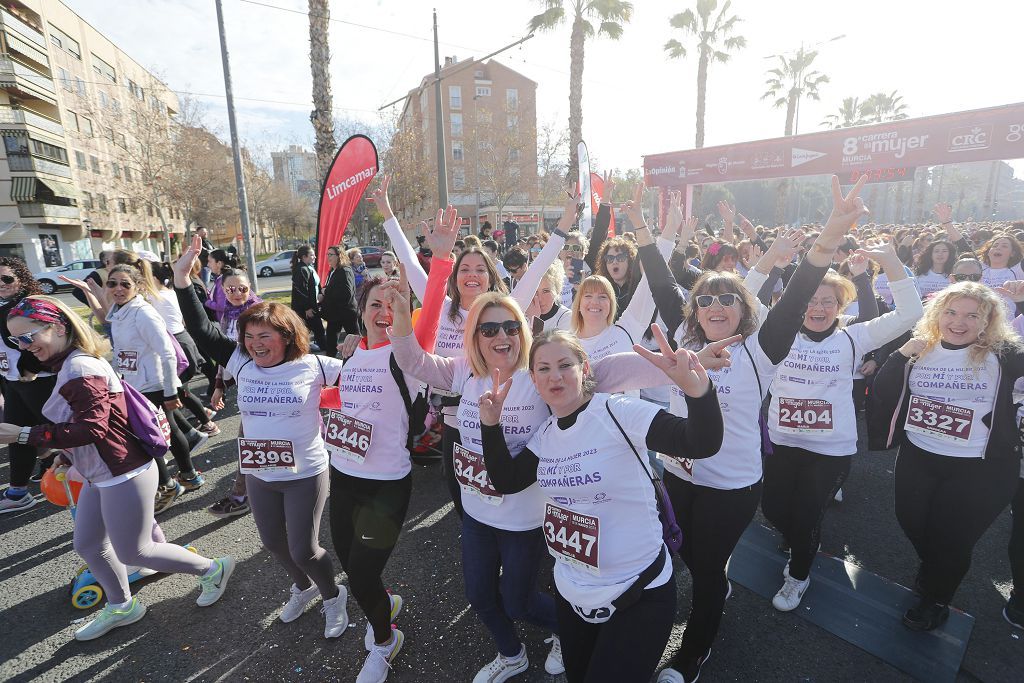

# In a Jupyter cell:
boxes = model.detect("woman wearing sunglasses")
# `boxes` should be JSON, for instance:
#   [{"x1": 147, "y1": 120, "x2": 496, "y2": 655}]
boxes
[
  {"x1": 319, "y1": 245, "x2": 359, "y2": 358},
  {"x1": 949, "y1": 257, "x2": 984, "y2": 285},
  {"x1": 0, "y1": 296, "x2": 234, "y2": 640},
  {"x1": 639, "y1": 180, "x2": 864, "y2": 683},
  {"x1": 476, "y1": 328, "x2": 723, "y2": 683}
]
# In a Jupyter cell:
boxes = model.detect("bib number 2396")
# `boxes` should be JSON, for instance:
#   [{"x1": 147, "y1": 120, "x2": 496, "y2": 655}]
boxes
[
  {"x1": 544, "y1": 503, "x2": 600, "y2": 575},
  {"x1": 905, "y1": 396, "x2": 973, "y2": 442},
  {"x1": 778, "y1": 397, "x2": 833, "y2": 433},
  {"x1": 452, "y1": 443, "x2": 503, "y2": 506},
  {"x1": 324, "y1": 411, "x2": 373, "y2": 463},
  {"x1": 238, "y1": 438, "x2": 296, "y2": 473}
]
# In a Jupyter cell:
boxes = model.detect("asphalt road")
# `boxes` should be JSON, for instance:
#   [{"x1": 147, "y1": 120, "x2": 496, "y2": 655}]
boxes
[{"x1": 1, "y1": 388, "x2": 1022, "y2": 682}]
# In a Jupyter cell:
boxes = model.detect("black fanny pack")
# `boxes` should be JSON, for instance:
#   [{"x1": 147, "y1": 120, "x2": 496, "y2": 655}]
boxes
[{"x1": 611, "y1": 545, "x2": 667, "y2": 611}]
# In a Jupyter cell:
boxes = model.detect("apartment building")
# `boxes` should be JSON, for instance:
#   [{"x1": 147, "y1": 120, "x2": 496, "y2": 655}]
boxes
[
  {"x1": 272, "y1": 144, "x2": 318, "y2": 204},
  {"x1": 0, "y1": 0, "x2": 184, "y2": 275},
  {"x1": 393, "y1": 57, "x2": 545, "y2": 235}
]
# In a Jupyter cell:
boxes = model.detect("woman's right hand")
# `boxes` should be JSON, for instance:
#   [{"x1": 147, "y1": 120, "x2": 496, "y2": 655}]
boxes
[
  {"x1": 173, "y1": 235, "x2": 202, "y2": 289},
  {"x1": 423, "y1": 206, "x2": 461, "y2": 258},
  {"x1": 478, "y1": 369, "x2": 512, "y2": 426},
  {"x1": 210, "y1": 388, "x2": 225, "y2": 411},
  {"x1": 633, "y1": 325, "x2": 712, "y2": 398},
  {"x1": 367, "y1": 174, "x2": 395, "y2": 220},
  {"x1": 383, "y1": 261, "x2": 414, "y2": 336},
  {"x1": 899, "y1": 338, "x2": 927, "y2": 358}
]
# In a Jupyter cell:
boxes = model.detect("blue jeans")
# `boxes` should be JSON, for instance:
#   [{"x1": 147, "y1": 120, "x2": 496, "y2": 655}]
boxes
[{"x1": 461, "y1": 513, "x2": 559, "y2": 656}]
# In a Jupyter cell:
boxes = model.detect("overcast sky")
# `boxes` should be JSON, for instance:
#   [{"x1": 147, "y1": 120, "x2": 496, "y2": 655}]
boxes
[{"x1": 69, "y1": 0, "x2": 1024, "y2": 176}]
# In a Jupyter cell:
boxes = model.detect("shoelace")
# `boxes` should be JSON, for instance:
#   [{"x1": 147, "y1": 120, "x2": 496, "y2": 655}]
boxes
[
  {"x1": 779, "y1": 577, "x2": 803, "y2": 599},
  {"x1": 368, "y1": 644, "x2": 395, "y2": 671},
  {"x1": 199, "y1": 563, "x2": 222, "y2": 591},
  {"x1": 544, "y1": 636, "x2": 561, "y2": 655}
]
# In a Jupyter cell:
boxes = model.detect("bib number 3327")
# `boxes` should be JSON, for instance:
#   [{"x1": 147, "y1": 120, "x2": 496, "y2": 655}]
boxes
[
  {"x1": 905, "y1": 396, "x2": 973, "y2": 442},
  {"x1": 544, "y1": 503, "x2": 600, "y2": 575},
  {"x1": 238, "y1": 438, "x2": 296, "y2": 473}
]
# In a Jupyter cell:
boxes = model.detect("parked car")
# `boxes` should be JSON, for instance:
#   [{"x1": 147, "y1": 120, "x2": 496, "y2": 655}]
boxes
[
  {"x1": 255, "y1": 250, "x2": 296, "y2": 278},
  {"x1": 33, "y1": 260, "x2": 104, "y2": 295},
  {"x1": 358, "y1": 246, "x2": 384, "y2": 268}
]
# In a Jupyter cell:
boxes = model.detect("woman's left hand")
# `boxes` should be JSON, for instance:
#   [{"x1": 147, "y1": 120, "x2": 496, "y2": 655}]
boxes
[
  {"x1": 478, "y1": 369, "x2": 512, "y2": 426},
  {"x1": 0, "y1": 423, "x2": 23, "y2": 444},
  {"x1": 163, "y1": 398, "x2": 183, "y2": 412},
  {"x1": 633, "y1": 325, "x2": 712, "y2": 397}
]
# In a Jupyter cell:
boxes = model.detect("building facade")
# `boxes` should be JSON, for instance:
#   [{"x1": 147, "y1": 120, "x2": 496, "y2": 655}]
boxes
[
  {"x1": 0, "y1": 0, "x2": 185, "y2": 272},
  {"x1": 272, "y1": 144, "x2": 318, "y2": 205}
]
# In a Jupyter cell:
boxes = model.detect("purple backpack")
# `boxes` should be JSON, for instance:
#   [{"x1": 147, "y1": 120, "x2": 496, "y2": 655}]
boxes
[
  {"x1": 166, "y1": 331, "x2": 189, "y2": 375},
  {"x1": 119, "y1": 380, "x2": 172, "y2": 460}
]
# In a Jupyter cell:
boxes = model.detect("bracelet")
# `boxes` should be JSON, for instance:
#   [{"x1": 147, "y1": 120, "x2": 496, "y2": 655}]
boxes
[
  {"x1": 635, "y1": 224, "x2": 650, "y2": 231},
  {"x1": 551, "y1": 228, "x2": 568, "y2": 240},
  {"x1": 17, "y1": 426, "x2": 31, "y2": 445}
]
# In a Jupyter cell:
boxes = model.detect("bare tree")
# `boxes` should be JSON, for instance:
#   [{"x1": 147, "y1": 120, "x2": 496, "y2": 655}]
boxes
[
  {"x1": 467, "y1": 106, "x2": 536, "y2": 235},
  {"x1": 536, "y1": 120, "x2": 569, "y2": 232}
]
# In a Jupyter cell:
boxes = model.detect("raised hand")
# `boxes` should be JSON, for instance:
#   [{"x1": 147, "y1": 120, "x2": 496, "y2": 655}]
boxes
[
  {"x1": 737, "y1": 213, "x2": 757, "y2": 239},
  {"x1": 856, "y1": 241, "x2": 900, "y2": 269},
  {"x1": 717, "y1": 200, "x2": 735, "y2": 224},
  {"x1": 696, "y1": 333, "x2": 742, "y2": 371},
  {"x1": 367, "y1": 174, "x2": 394, "y2": 220},
  {"x1": 620, "y1": 182, "x2": 647, "y2": 230},
  {"x1": 822, "y1": 174, "x2": 870, "y2": 239},
  {"x1": 933, "y1": 202, "x2": 953, "y2": 224},
  {"x1": 632, "y1": 324, "x2": 711, "y2": 397},
  {"x1": 847, "y1": 251, "x2": 869, "y2": 277},
  {"x1": 757, "y1": 227, "x2": 804, "y2": 272},
  {"x1": 478, "y1": 368, "x2": 512, "y2": 426},
  {"x1": 173, "y1": 235, "x2": 203, "y2": 289},
  {"x1": 423, "y1": 205, "x2": 460, "y2": 258},
  {"x1": 994, "y1": 280, "x2": 1024, "y2": 302},
  {"x1": 556, "y1": 184, "x2": 582, "y2": 232},
  {"x1": 382, "y1": 262, "x2": 413, "y2": 336},
  {"x1": 665, "y1": 190, "x2": 684, "y2": 238},
  {"x1": 601, "y1": 171, "x2": 616, "y2": 205}
]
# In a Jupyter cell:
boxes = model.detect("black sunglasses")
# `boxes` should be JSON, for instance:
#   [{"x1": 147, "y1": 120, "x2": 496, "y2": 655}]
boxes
[
  {"x1": 604, "y1": 253, "x2": 628, "y2": 264},
  {"x1": 695, "y1": 293, "x2": 740, "y2": 308},
  {"x1": 477, "y1": 320, "x2": 522, "y2": 338},
  {"x1": 952, "y1": 273, "x2": 982, "y2": 282},
  {"x1": 106, "y1": 279, "x2": 134, "y2": 289},
  {"x1": 0, "y1": 275, "x2": 16, "y2": 284}
]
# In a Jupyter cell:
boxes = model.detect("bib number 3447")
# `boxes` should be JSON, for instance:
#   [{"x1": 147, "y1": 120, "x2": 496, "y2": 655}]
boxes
[
  {"x1": 544, "y1": 503, "x2": 600, "y2": 575},
  {"x1": 238, "y1": 438, "x2": 296, "y2": 473}
]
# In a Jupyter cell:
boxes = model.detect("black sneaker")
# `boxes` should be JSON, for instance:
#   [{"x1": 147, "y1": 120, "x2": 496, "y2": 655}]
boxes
[
  {"x1": 903, "y1": 597, "x2": 949, "y2": 631},
  {"x1": 29, "y1": 464, "x2": 45, "y2": 483},
  {"x1": 1004, "y1": 593, "x2": 1024, "y2": 630},
  {"x1": 207, "y1": 496, "x2": 250, "y2": 518},
  {"x1": 679, "y1": 647, "x2": 712, "y2": 683}
]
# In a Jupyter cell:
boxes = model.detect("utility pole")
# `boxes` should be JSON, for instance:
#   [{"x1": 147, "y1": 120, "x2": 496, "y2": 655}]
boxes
[
  {"x1": 214, "y1": 0, "x2": 258, "y2": 288},
  {"x1": 433, "y1": 9, "x2": 448, "y2": 208}
]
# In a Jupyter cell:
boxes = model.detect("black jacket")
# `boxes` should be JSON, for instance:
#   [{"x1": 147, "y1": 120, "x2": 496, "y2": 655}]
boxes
[
  {"x1": 291, "y1": 263, "x2": 320, "y2": 314},
  {"x1": 868, "y1": 346, "x2": 1024, "y2": 462},
  {"x1": 320, "y1": 266, "x2": 358, "y2": 333}
]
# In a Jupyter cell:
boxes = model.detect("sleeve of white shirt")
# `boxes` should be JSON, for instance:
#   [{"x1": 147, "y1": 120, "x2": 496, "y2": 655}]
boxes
[
  {"x1": 848, "y1": 278, "x2": 924, "y2": 353},
  {"x1": 741, "y1": 268, "x2": 771, "y2": 322},
  {"x1": 511, "y1": 232, "x2": 565, "y2": 311},
  {"x1": 138, "y1": 305, "x2": 181, "y2": 397},
  {"x1": 616, "y1": 238, "x2": 673, "y2": 342},
  {"x1": 317, "y1": 355, "x2": 346, "y2": 385},
  {"x1": 383, "y1": 216, "x2": 428, "y2": 300}
]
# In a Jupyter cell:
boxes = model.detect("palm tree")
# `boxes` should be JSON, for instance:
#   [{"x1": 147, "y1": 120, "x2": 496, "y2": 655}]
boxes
[
  {"x1": 663, "y1": 0, "x2": 746, "y2": 149},
  {"x1": 762, "y1": 47, "x2": 829, "y2": 136},
  {"x1": 861, "y1": 90, "x2": 908, "y2": 123},
  {"x1": 308, "y1": 0, "x2": 336, "y2": 187},
  {"x1": 528, "y1": 0, "x2": 633, "y2": 180},
  {"x1": 821, "y1": 96, "x2": 867, "y2": 129}
]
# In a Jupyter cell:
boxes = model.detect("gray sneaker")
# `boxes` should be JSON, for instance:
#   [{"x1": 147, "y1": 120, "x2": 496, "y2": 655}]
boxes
[
  {"x1": 74, "y1": 598, "x2": 147, "y2": 641},
  {"x1": 196, "y1": 556, "x2": 235, "y2": 607},
  {"x1": 0, "y1": 491, "x2": 37, "y2": 514},
  {"x1": 154, "y1": 481, "x2": 183, "y2": 515}
]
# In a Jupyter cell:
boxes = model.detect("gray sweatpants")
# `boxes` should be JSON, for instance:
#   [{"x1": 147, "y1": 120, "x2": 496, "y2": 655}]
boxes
[
  {"x1": 74, "y1": 463, "x2": 212, "y2": 604},
  {"x1": 246, "y1": 469, "x2": 337, "y2": 597}
]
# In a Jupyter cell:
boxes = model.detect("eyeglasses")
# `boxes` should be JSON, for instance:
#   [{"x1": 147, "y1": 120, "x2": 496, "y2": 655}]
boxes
[
  {"x1": 8, "y1": 323, "x2": 51, "y2": 347},
  {"x1": 562, "y1": 245, "x2": 583, "y2": 254},
  {"x1": 105, "y1": 279, "x2": 134, "y2": 289},
  {"x1": 0, "y1": 275, "x2": 16, "y2": 285},
  {"x1": 695, "y1": 293, "x2": 740, "y2": 308},
  {"x1": 604, "y1": 253, "x2": 628, "y2": 264},
  {"x1": 226, "y1": 286, "x2": 250, "y2": 294},
  {"x1": 807, "y1": 298, "x2": 839, "y2": 309},
  {"x1": 952, "y1": 273, "x2": 982, "y2": 282},
  {"x1": 477, "y1": 320, "x2": 522, "y2": 338}
]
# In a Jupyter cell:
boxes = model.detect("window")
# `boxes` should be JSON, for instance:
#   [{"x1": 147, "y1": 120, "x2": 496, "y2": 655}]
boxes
[
  {"x1": 507, "y1": 114, "x2": 518, "y2": 130},
  {"x1": 449, "y1": 85, "x2": 462, "y2": 109},
  {"x1": 89, "y1": 155, "x2": 100, "y2": 174},
  {"x1": 508, "y1": 148, "x2": 520, "y2": 163},
  {"x1": 66, "y1": 111, "x2": 79, "y2": 131},
  {"x1": 452, "y1": 140, "x2": 463, "y2": 162},
  {"x1": 81, "y1": 191, "x2": 93, "y2": 210},
  {"x1": 453, "y1": 168, "x2": 466, "y2": 189},
  {"x1": 450, "y1": 113, "x2": 462, "y2": 137},
  {"x1": 128, "y1": 79, "x2": 144, "y2": 100},
  {"x1": 117, "y1": 198, "x2": 127, "y2": 213},
  {"x1": 506, "y1": 88, "x2": 518, "y2": 110},
  {"x1": 81, "y1": 117, "x2": 92, "y2": 136},
  {"x1": 475, "y1": 86, "x2": 491, "y2": 97},
  {"x1": 98, "y1": 91, "x2": 109, "y2": 108},
  {"x1": 111, "y1": 99, "x2": 121, "y2": 114},
  {"x1": 49, "y1": 25, "x2": 81, "y2": 59},
  {"x1": 123, "y1": 166, "x2": 132, "y2": 182},
  {"x1": 129, "y1": 198, "x2": 138, "y2": 214},
  {"x1": 146, "y1": 203, "x2": 153, "y2": 217},
  {"x1": 91, "y1": 54, "x2": 116, "y2": 82},
  {"x1": 111, "y1": 162, "x2": 121, "y2": 179},
  {"x1": 74, "y1": 150, "x2": 86, "y2": 170},
  {"x1": 75, "y1": 77, "x2": 85, "y2": 96},
  {"x1": 57, "y1": 67, "x2": 71, "y2": 91},
  {"x1": 96, "y1": 193, "x2": 107, "y2": 211},
  {"x1": 115, "y1": 133, "x2": 126, "y2": 148},
  {"x1": 30, "y1": 139, "x2": 68, "y2": 163}
]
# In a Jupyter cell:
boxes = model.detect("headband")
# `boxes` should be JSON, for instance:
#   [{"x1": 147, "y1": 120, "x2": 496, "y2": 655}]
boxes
[
  {"x1": 707, "y1": 243, "x2": 721, "y2": 256},
  {"x1": 8, "y1": 297, "x2": 66, "y2": 326}
]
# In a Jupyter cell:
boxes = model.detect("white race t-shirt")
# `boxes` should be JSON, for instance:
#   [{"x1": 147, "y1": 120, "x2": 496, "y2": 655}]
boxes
[
  {"x1": 579, "y1": 325, "x2": 635, "y2": 364},
  {"x1": 528, "y1": 394, "x2": 671, "y2": 623},
  {"x1": 149, "y1": 289, "x2": 186, "y2": 334},
  {"x1": 875, "y1": 266, "x2": 920, "y2": 306},
  {"x1": 453, "y1": 363, "x2": 549, "y2": 531},
  {"x1": 982, "y1": 264, "x2": 1024, "y2": 317},
  {"x1": 541, "y1": 306, "x2": 572, "y2": 332},
  {"x1": 905, "y1": 346, "x2": 998, "y2": 458},
  {"x1": 228, "y1": 351, "x2": 342, "y2": 481},
  {"x1": 916, "y1": 271, "x2": 950, "y2": 299}
]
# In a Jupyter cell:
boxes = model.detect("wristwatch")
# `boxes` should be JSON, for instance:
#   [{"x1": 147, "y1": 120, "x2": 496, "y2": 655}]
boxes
[
  {"x1": 17, "y1": 426, "x2": 31, "y2": 445},
  {"x1": 551, "y1": 227, "x2": 569, "y2": 240}
]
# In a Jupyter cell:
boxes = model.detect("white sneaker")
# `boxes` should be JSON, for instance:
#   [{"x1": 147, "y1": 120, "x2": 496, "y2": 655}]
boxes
[
  {"x1": 356, "y1": 628, "x2": 405, "y2": 683},
  {"x1": 321, "y1": 584, "x2": 349, "y2": 638},
  {"x1": 189, "y1": 431, "x2": 210, "y2": 456},
  {"x1": 544, "y1": 634, "x2": 564, "y2": 675},
  {"x1": 657, "y1": 668, "x2": 685, "y2": 683},
  {"x1": 364, "y1": 593, "x2": 404, "y2": 650},
  {"x1": 833, "y1": 487, "x2": 844, "y2": 503},
  {"x1": 472, "y1": 646, "x2": 529, "y2": 683},
  {"x1": 0, "y1": 491, "x2": 36, "y2": 514},
  {"x1": 280, "y1": 583, "x2": 319, "y2": 623},
  {"x1": 772, "y1": 575, "x2": 811, "y2": 612}
]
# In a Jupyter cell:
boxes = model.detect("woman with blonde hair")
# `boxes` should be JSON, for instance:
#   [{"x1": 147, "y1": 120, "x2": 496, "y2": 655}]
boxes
[{"x1": 869, "y1": 280, "x2": 1024, "y2": 631}]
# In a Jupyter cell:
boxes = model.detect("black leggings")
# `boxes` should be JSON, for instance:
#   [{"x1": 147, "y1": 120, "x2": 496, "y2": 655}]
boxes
[
  {"x1": 666, "y1": 474, "x2": 761, "y2": 663},
  {"x1": 762, "y1": 444, "x2": 851, "y2": 581},
  {"x1": 329, "y1": 468, "x2": 412, "y2": 644},
  {"x1": 323, "y1": 317, "x2": 359, "y2": 358},
  {"x1": 1, "y1": 375, "x2": 58, "y2": 487},
  {"x1": 442, "y1": 423, "x2": 465, "y2": 519},
  {"x1": 555, "y1": 574, "x2": 676, "y2": 683},
  {"x1": 143, "y1": 390, "x2": 195, "y2": 477},
  {"x1": 1011, "y1": 477, "x2": 1024, "y2": 595},
  {"x1": 895, "y1": 440, "x2": 1020, "y2": 604}
]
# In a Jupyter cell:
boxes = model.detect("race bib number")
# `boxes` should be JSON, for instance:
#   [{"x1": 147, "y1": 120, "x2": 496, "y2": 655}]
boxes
[
  {"x1": 544, "y1": 503, "x2": 600, "y2": 575},
  {"x1": 905, "y1": 396, "x2": 973, "y2": 442},
  {"x1": 115, "y1": 350, "x2": 139, "y2": 375},
  {"x1": 778, "y1": 398, "x2": 833, "y2": 433},
  {"x1": 324, "y1": 411, "x2": 373, "y2": 463},
  {"x1": 237, "y1": 438, "x2": 296, "y2": 473},
  {"x1": 0, "y1": 352, "x2": 9, "y2": 373},
  {"x1": 452, "y1": 443, "x2": 503, "y2": 506}
]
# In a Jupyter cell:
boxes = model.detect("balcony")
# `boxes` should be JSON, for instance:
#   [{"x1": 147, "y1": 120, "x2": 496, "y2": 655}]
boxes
[
  {"x1": 7, "y1": 154, "x2": 73, "y2": 178},
  {"x1": 0, "y1": 54, "x2": 55, "y2": 103},
  {"x1": 0, "y1": 10, "x2": 45, "y2": 49},
  {"x1": 18, "y1": 202, "x2": 80, "y2": 222},
  {"x1": 0, "y1": 106, "x2": 64, "y2": 138}
]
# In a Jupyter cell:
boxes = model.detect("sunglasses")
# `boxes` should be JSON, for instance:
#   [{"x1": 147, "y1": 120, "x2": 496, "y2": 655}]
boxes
[
  {"x1": 0, "y1": 275, "x2": 16, "y2": 285},
  {"x1": 226, "y1": 286, "x2": 250, "y2": 294},
  {"x1": 477, "y1": 320, "x2": 522, "y2": 338},
  {"x1": 695, "y1": 293, "x2": 740, "y2": 308},
  {"x1": 8, "y1": 323, "x2": 51, "y2": 347},
  {"x1": 952, "y1": 273, "x2": 982, "y2": 282},
  {"x1": 562, "y1": 245, "x2": 583, "y2": 254},
  {"x1": 105, "y1": 279, "x2": 134, "y2": 289},
  {"x1": 604, "y1": 254, "x2": 628, "y2": 264}
]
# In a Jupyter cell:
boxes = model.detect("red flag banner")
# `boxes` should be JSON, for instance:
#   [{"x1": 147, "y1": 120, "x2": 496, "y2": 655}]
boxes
[
  {"x1": 316, "y1": 134, "x2": 379, "y2": 280},
  {"x1": 589, "y1": 172, "x2": 616, "y2": 237}
]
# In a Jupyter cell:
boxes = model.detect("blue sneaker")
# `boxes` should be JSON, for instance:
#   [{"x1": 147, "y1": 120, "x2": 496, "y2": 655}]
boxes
[
  {"x1": 197, "y1": 556, "x2": 235, "y2": 607},
  {"x1": 74, "y1": 598, "x2": 147, "y2": 641}
]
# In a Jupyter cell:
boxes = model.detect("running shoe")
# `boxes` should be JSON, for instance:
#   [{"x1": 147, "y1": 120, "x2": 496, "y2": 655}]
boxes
[
  {"x1": 177, "y1": 470, "x2": 205, "y2": 492},
  {"x1": 658, "y1": 646, "x2": 712, "y2": 683},
  {"x1": 29, "y1": 460, "x2": 47, "y2": 482},
  {"x1": 74, "y1": 598, "x2": 147, "y2": 641},
  {"x1": 356, "y1": 628, "x2": 405, "y2": 683},
  {"x1": 0, "y1": 490, "x2": 36, "y2": 514},
  {"x1": 1004, "y1": 593, "x2": 1023, "y2": 630},
  {"x1": 207, "y1": 496, "x2": 250, "y2": 518},
  {"x1": 365, "y1": 593, "x2": 404, "y2": 650},
  {"x1": 544, "y1": 634, "x2": 564, "y2": 675},
  {"x1": 280, "y1": 583, "x2": 320, "y2": 623},
  {"x1": 154, "y1": 481, "x2": 184, "y2": 515},
  {"x1": 198, "y1": 422, "x2": 221, "y2": 436},
  {"x1": 772, "y1": 575, "x2": 811, "y2": 612},
  {"x1": 196, "y1": 556, "x2": 235, "y2": 607},
  {"x1": 188, "y1": 431, "x2": 210, "y2": 456},
  {"x1": 472, "y1": 646, "x2": 529, "y2": 683},
  {"x1": 322, "y1": 584, "x2": 349, "y2": 638},
  {"x1": 903, "y1": 597, "x2": 949, "y2": 631}
]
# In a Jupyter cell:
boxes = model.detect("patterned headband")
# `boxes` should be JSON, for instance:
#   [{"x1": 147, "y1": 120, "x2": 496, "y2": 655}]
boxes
[{"x1": 8, "y1": 297, "x2": 67, "y2": 326}]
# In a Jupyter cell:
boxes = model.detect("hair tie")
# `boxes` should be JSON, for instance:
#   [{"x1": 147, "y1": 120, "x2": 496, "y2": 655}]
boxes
[
  {"x1": 8, "y1": 297, "x2": 66, "y2": 326},
  {"x1": 708, "y1": 243, "x2": 721, "y2": 256}
]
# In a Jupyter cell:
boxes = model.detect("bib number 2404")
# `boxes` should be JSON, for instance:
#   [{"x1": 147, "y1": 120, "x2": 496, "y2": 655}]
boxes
[{"x1": 778, "y1": 397, "x2": 833, "y2": 433}]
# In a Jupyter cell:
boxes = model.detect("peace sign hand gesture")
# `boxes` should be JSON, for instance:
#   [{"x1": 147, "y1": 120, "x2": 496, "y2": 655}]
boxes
[
  {"x1": 367, "y1": 174, "x2": 394, "y2": 220},
  {"x1": 633, "y1": 324, "x2": 712, "y2": 398},
  {"x1": 696, "y1": 334, "x2": 742, "y2": 372},
  {"x1": 822, "y1": 174, "x2": 869, "y2": 239},
  {"x1": 479, "y1": 369, "x2": 512, "y2": 426}
]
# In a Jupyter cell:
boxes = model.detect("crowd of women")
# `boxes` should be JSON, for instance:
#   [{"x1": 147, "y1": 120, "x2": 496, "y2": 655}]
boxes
[{"x1": 0, "y1": 169, "x2": 1022, "y2": 683}]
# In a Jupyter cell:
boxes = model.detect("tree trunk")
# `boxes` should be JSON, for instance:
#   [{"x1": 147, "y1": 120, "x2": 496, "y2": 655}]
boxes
[
  {"x1": 567, "y1": 15, "x2": 585, "y2": 182},
  {"x1": 308, "y1": 0, "x2": 336, "y2": 188},
  {"x1": 695, "y1": 51, "x2": 709, "y2": 148},
  {"x1": 784, "y1": 91, "x2": 797, "y2": 137}
]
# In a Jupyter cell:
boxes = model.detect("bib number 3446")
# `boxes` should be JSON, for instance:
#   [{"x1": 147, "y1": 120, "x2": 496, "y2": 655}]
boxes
[
  {"x1": 324, "y1": 411, "x2": 373, "y2": 463},
  {"x1": 452, "y1": 443, "x2": 503, "y2": 506}
]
